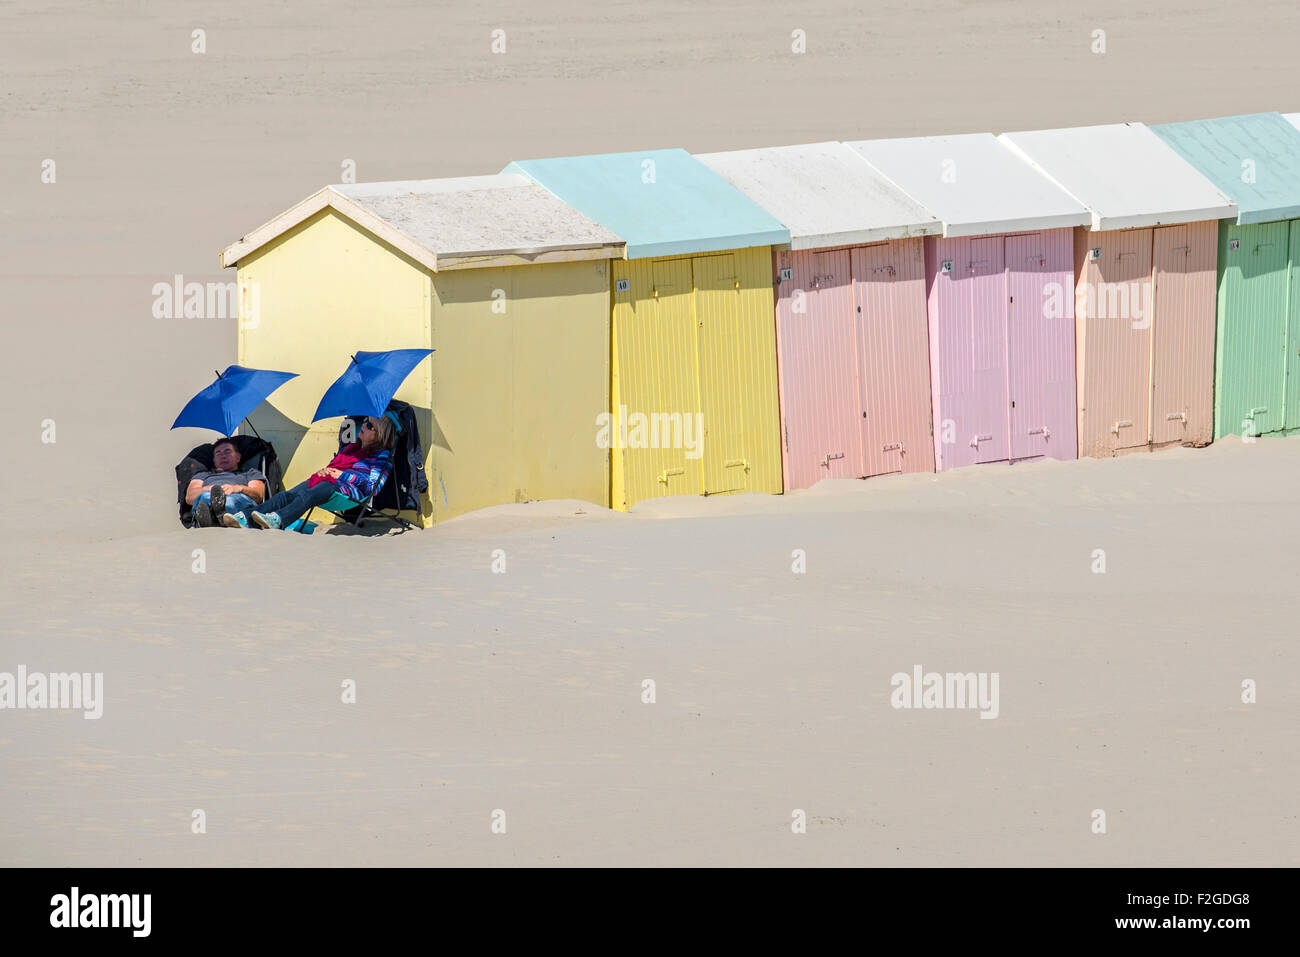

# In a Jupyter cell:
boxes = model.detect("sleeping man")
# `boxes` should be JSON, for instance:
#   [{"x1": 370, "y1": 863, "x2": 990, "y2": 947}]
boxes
[{"x1": 185, "y1": 437, "x2": 267, "y2": 527}]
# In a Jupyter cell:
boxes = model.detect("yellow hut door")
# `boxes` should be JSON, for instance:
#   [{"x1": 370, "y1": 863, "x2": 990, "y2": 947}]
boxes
[
  {"x1": 611, "y1": 257, "x2": 704, "y2": 507},
  {"x1": 694, "y1": 253, "x2": 752, "y2": 495}
]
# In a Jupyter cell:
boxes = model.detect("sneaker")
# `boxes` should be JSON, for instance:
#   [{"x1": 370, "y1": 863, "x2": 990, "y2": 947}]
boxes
[
  {"x1": 208, "y1": 485, "x2": 227, "y2": 514},
  {"x1": 193, "y1": 501, "x2": 215, "y2": 527},
  {"x1": 251, "y1": 511, "x2": 282, "y2": 530},
  {"x1": 221, "y1": 512, "x2": 249, "y2": 529}
]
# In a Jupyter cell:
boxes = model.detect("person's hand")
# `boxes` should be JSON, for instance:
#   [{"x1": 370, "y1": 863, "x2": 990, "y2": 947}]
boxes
[{"x1": 219, "y1": 484, "x2": 242, "y2": 494}]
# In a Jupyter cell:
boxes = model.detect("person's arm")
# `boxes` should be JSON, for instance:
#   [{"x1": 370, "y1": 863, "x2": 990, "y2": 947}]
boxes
[
  {"x1": 218, "y1": 473, "x2": 268, "y2": 501},
  {"x1": 185, "y1": 479, "x2": 205, "y2": 505}
]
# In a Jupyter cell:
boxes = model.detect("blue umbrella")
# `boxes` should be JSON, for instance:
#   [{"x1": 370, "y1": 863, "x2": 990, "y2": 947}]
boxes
[
  {"x1": 311, "y1": 349, "x2": 433, "y2": 422},
  {"x1": 171, "y1": 365, "x2": 299, "y2": 437}
]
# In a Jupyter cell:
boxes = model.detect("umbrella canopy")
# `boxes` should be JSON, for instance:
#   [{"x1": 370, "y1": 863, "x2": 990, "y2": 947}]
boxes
[
  {"x1": 311, "y1": 349, "x2": 433, "y2": 422},
  {"x1": 171, "y1": 365, "x2": 299, "y2": 436}
]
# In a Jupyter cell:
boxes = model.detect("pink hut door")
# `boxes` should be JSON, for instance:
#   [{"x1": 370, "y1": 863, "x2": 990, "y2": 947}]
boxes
[
  {"x1": 968, "y1": 237, "x2": 1010, "y2": 464},
  {"x1": 852, "y1": 239, "x2": 935, "y2": 476},
  {"x1": 774, "y1": 248, "x2": 861, "y2": 488},
  {"x1": 1006, "y1": 230, "x2": 1077, "y2": 462},
  {"x1": 927, "y1": 235, "x2": 1009, "y2": 469},
  {"x1": 1150, "y1": 221, "x2": 1217, "y2": 447}
]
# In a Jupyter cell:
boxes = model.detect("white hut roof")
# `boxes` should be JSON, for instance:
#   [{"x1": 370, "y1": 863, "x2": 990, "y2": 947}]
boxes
[
  {"x1": 220, "y1": 174, "x2": 624, "y2": 270},
  {"x1": 997, "y1": 123, "x2": 1237, "y2": 231},
  {"x1": 694, "y1": 142, "x2": 940, "y2": 249},
  {"x1": 844, "y1": 133, "x2": 1092, "y2": 237}
]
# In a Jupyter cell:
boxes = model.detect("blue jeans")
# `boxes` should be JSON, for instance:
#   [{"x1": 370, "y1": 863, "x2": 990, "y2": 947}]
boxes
[
  {"x1": 197, "y1": 490, "x2": 256, "y2": 514},
  {"x1": 240, "y1": 480, "x2": 341, "y2": 526}
]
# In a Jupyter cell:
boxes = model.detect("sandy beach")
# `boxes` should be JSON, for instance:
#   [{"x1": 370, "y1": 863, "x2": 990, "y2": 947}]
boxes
[{"x1": 2, "y1": 0, "x2": 1298, "y2": 866}]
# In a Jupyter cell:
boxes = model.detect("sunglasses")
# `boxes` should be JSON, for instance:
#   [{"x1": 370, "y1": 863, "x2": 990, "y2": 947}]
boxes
[{"x1": 361, "y1": 419, "x2": 376, "y2": 431}]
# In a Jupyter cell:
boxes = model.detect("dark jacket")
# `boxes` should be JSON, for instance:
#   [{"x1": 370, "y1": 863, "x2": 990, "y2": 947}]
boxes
[{"x1": 175, "y1": 436, "x2": 284, "y2": 528}]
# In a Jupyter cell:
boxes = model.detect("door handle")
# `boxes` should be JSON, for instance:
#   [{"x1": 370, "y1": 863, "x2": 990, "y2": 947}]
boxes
[{"x1": 657, "y1": 467, "x2": 685, "y2": 484}]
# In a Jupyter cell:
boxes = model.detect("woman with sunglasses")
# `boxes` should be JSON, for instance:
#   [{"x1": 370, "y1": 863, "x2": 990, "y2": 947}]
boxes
[{"x1": 223, "y1": 414, "x2": 397, "y2": 530}]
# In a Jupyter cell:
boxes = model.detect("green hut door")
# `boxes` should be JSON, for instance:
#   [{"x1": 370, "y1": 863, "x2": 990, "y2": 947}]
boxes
[
  {"x1": 1286, "y1": 220, "x2": 1300, "y2": 432},
  {"x1": 1219, "y1": 222, "x2": 1289, "y2": 439}
]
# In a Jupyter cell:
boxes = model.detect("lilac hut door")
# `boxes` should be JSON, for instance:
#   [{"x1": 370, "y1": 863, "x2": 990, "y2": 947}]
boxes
[
  {"x1": 967, "y1": 237, "x2": 1009, "y2": 464},
  {"x1": 853, "y1": 240, "x2": 934, "y2": 476},
  {"x1": 774, "y1": 248, "x2": 859, "y2": 487},
  {"x1": 1006, "y1": 231, "x2": 1074, "y2": 461}
]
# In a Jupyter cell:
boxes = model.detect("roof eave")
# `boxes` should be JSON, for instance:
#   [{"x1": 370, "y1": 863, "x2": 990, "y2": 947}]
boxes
[
  {"x1": 437, "y1": 241, "x2": 627, "y2": 270},
  {"x1": 219, "y1": 187, "x2": 441, "y2": 272},
  {"x1": 624, "y1": 229, "x2": 791, "y2": 260},
  {"x1": 788, "y1": 222, "x2": 943, "y2": 250},
  {"x1": 1092, "y1": 204, "x2": 1239, "y2": 231},
  {"x1": 941, "y1": 212, "x2": 1092, "y2": 237},
  {"x1": 1238, "y1": 204, "x2": 1300, "y2": 225}
]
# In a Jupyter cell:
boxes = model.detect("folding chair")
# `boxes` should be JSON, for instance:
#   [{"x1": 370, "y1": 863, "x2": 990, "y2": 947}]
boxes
[
  {"x1": 298, "y1": 406, "x2": 417, "y2": 533},
  {"x1": 175, "y1": 435, "x2": 284, "y2": 528}
]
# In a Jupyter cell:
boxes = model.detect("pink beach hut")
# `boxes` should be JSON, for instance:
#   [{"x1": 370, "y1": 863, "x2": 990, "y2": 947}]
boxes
[
  {"x1": 998, "y1": 123, "x2": 1235, "y2": 458},
  {"x1": 696, "y1": 142, "x2": 943, "y2": 489},
  {"x1": 846, "y1": 134, "x2": 1092, "y2": 471}
]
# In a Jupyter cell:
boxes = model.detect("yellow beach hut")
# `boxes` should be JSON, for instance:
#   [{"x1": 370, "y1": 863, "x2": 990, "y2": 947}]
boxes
[
  {"x1": 503, "y1": 149, "x2": 792, "y2": 510},
  {"x1": 219, "y1": 175, "x2": 625, "y2": 526}
]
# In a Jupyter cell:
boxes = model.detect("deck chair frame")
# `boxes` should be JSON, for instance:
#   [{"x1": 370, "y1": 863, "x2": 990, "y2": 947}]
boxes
[{"x1": 303, "y1": 490, "x2": 415, "y2": 533}]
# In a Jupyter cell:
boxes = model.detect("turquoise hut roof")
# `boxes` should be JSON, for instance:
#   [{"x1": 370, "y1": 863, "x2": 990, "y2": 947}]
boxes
[
  {"x1": 1149, "y1": 113, "x2": 1300, "y2": 225},
  {"x1": 502, "y1": 148, "x2": 790, "y2": 259}
]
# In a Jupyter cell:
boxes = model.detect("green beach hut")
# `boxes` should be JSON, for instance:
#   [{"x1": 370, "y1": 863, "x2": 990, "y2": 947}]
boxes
[{"x1": 1150, "y1": 113, "x2": 1300, "y2": 440}]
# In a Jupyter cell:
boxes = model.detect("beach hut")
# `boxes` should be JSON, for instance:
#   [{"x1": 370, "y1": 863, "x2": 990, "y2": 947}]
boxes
[
  {"x1": 219, "y1": 175, "x2": 625, "y2": 526},
  {"x1": 1150, "y1": 113, "x2": 1300, "y2": 441},
  {"x1": 694, "y1": 142, "x2": 942, "y2": 489},
  {"x1": 845, "y1": 134, "x2": 1092, "y2": 470},
  {"x1": 998, "y1": 123, "x2": 1236, "y2": 458},
  {"x1": 503, "y1": 149, "x2": 790, "y2": 510}
]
